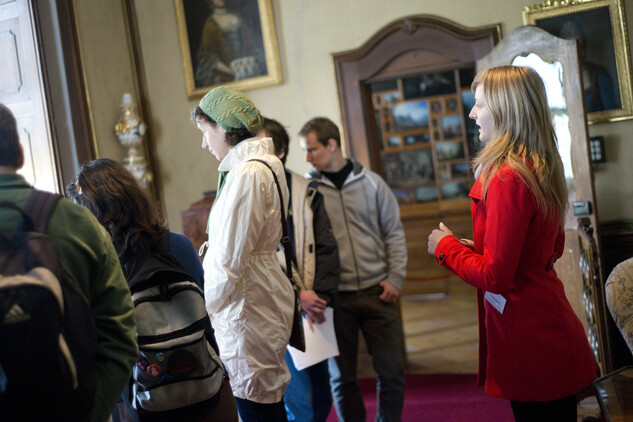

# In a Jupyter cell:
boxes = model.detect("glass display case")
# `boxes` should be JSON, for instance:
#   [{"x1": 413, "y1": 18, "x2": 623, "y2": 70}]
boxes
[{"x1": 369, "y1": 68, "x2": 481, "y2": 212}]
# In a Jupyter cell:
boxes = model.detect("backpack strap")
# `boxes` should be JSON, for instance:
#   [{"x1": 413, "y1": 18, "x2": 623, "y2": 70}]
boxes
[{"x1": 23, "y1": 189, "x2": 63, "y2": 234}]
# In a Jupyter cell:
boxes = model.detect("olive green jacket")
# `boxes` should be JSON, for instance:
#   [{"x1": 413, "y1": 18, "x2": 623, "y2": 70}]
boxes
[{"x1": 0, "y1": 174, "x2": 138, "y2": 422}]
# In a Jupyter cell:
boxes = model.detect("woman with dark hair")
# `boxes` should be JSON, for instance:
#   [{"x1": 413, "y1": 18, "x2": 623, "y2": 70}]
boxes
[
  {"x1": 191, "y1": 86, "x2": 294, "y2": 422},
  {"x1": 67, "y1": 158, "x2": 238, "y2": 422}
]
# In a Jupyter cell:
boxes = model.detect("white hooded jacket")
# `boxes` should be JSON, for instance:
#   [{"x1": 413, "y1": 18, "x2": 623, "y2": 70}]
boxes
[{"x1": 203, "y1": 137, "x2": 294, "y2": 403}]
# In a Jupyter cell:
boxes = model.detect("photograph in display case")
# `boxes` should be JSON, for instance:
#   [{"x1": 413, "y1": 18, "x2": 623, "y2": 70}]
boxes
[
  {"x1": 441, "y1": 181, "x2": 470, "y2": 199},
  {"x1": 392, "y1": 100, "x2": 430, "y2": 132},
  {"x1": 441, "y1": 115, "x2": 463, "y2": 138},
  {"x1": 416, "y1": 186, "x2": 439, "y2": 203},
  {"x1": 436, "y1": 141, "x2": 465, "y2": 161},
  {"x1": 404, "y1": 133, "x2": 430, "y2": 145},
  {"x1": 381, "y1": 149, "x2": 435, "y2": 187}
]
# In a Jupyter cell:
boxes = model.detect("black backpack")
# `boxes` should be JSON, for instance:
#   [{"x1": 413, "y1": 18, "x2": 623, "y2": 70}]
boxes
[
  {"x1": 0, "y1": 189, "x2": 97, "y2": 421},
  {"x1": 119, "y1": 229, "x2": 224, "y2": 421}
]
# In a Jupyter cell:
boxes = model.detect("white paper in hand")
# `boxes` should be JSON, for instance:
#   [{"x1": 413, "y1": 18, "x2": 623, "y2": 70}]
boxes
[{"x1": 287, "y1": 307, "x2": 339, "y2": 371}]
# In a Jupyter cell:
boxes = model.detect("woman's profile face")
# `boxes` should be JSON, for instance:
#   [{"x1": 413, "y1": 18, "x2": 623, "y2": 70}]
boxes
[
  {"x1": 469, "y1": 84, "x2": 494, "y2": 143},
  {"x1": 197, "y1": 118, "x2": 230, "y2": 161}
]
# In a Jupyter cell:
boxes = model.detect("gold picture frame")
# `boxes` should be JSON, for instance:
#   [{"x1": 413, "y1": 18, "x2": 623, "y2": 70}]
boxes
[
  {"x1": 523, "y1": 0, "x2": 633, "y2": 124},
  {"x1": 174, "y1": 0, "x2": 282, "y2": 99}
]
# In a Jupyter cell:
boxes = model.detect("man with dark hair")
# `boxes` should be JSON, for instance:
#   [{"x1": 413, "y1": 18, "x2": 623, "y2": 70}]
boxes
[
  {"x1": 259, "y1": 117, "x2": 340, "y2": 422},
  {"x1": 299, "y1": 116, "x2": 407, "y2": 422},
  {"x1": 0, "y1": 103, "x2": 138, "y2": 421},
  {"x1": 0, "y1": 105, "x2": 22, "y2": 167}
]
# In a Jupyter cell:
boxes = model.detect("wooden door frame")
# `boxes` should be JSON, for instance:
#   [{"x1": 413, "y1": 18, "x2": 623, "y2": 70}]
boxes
[
  {"x1": 332, "y1": 15, "x2": 501, "y2": 171},
  {"x1": 32, "y1": 0, "x2": 96, "y2": 187}
]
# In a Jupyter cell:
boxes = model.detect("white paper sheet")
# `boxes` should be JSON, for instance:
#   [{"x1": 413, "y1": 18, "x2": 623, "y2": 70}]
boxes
[{"x1": 287, "y1": 307, "x2": 339, "y2": 371}]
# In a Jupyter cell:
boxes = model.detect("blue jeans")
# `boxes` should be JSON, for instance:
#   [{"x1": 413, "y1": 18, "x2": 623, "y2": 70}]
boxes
[
  {"x1": 284, "y1": 350, "x2": 332, "y2": 422},
  {"x1": 328, "y1": 285, "x2": 406, "y2": 422}
]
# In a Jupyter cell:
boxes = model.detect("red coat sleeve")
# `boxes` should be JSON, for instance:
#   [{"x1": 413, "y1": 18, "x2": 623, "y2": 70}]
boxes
[{"x1": 436, "y1": 171, "x2": 536, "y2": 294}]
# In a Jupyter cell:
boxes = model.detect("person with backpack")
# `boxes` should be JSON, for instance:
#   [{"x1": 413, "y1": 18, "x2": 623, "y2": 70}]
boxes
[
  {"x1": 191, "y1": 86, "x2": 295, "y2": 421},
  {"x1": 0, "y1": 103, "x2": 138, "y2": 422},
  {"x1": 66, "y1": 158, "x2": 238, "y2": 422}
]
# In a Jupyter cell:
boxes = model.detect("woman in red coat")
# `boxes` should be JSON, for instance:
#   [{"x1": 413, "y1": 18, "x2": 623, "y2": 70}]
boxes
[{"x1": 427, "y1": 66, "x2": 596, "y2": 422}]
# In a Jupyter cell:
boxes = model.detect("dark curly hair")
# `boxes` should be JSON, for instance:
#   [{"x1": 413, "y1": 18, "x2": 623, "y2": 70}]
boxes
[{"x1": 66, "y1": 158, "x2": 166, "y2": 250}]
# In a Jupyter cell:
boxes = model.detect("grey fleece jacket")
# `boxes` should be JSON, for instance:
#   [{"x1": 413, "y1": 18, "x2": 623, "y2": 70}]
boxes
[{"x1": 308, "y1": 159, "x2": 407, "y2": 291}]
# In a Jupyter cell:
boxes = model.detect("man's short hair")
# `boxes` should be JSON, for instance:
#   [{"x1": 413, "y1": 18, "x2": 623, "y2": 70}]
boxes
[
  {"x1": 298, "y1": 117, "x2": 340, "y2": 148},
  {"x1": 260, "y1": 117, "x2": 290, "y2": 164},
  {"x1": 0, "y1": 104, "x2": 21, "y2": 167}
]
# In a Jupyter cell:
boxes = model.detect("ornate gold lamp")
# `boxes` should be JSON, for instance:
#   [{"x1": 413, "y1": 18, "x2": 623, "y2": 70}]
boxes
[{"x1": 114, "y1": 93, "x2": 152, "y2": 188}]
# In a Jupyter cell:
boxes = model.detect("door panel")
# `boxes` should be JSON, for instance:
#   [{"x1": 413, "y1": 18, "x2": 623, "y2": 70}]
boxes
[
  {"x1": 0, "y1": 0, "x2": 59, "y2": 193},
  {"x1": 476, "y1": 25, "x2": 611, "y2": 374}
]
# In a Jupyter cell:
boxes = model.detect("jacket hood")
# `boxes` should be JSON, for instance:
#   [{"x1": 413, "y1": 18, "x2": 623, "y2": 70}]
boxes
[{"x1": 218, "y1": 137, "x2": 274, "y2": 171}]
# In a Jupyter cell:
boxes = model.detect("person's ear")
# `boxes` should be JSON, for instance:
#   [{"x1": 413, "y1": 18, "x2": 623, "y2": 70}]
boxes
[
  {"x1": 326, "y1": 138, "x2": 338, "y2": 151},
  {"x1": 16, "y1": 144, "x2": 24, "y2": 170},
  {"x1": 278, "y1": 149, "x2": 286, "y2": 161}
]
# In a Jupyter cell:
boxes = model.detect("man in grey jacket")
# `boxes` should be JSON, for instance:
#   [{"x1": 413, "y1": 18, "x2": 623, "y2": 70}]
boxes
[{"x1": 299, "y1": 117, "x2": 407, "y2": 422}]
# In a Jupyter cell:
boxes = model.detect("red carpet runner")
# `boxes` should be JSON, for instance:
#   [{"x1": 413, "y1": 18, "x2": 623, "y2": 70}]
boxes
[{"x1": 326, "y1": 373, "x2": 514, "y2": 421}]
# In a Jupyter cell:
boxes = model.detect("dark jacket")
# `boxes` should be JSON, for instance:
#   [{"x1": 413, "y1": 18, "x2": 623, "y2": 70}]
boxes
[{"x1": 285, "y1": 170, "x2": 339, "y2": 305}]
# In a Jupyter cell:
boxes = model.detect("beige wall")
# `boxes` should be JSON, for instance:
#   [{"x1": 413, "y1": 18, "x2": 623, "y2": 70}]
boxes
[
  {"x1": 73, "y1": 1, "x2": 136, "y2": 160},
  {"x1": 73, "y1": 0, "x2": 633, "y2": 233}
]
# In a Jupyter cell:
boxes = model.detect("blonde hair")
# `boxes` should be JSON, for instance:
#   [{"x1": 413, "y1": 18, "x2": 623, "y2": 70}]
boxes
[{"x1": 471, "y1": 66, "x2": 567, "y2": 225}]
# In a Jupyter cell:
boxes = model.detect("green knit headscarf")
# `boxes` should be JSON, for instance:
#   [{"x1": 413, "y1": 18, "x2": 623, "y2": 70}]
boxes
[{"x1": 198, "y1": 86, "x2": 263, "y2": 135}]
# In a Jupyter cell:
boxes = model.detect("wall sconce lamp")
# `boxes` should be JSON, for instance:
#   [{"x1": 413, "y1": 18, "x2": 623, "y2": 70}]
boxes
[{"x1": 114, "y1": 93, "x2": 153, "y2": 188}]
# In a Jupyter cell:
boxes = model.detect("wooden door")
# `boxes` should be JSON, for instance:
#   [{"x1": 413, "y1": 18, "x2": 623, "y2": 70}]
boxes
[
  {"x1": 477, "y1": 25, "x2": 612, "y2": 374},
  {"x1": 0, "y1": 0, "x2": 60, "y2": 192}
]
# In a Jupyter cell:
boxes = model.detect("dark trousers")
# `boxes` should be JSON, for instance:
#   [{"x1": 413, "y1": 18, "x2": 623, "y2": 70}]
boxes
[
  {"x1": 510, "y1": 394, "x2": 577, "y2": 422},
  {"x1": 328, "y1": 285, "x2": 406, "y2": 422},
  {"x1": 235, "y1": 397, "x2": 288, "y2": 422}
]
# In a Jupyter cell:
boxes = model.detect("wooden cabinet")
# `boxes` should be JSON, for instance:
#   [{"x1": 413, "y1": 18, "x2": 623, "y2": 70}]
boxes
[{"x1": 180, "y1": 191, "x2": 215, "y2": 261}]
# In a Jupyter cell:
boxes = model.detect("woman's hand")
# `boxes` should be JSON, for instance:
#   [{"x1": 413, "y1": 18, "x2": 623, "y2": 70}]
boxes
[{"x1": 427, "y1": 222, "x2": 453, "y2": 255}]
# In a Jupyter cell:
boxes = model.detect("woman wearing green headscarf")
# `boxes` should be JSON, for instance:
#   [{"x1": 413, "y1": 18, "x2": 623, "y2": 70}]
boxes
[{"x1": 191, "y1": 86, "x2": 295, "y2": 422}]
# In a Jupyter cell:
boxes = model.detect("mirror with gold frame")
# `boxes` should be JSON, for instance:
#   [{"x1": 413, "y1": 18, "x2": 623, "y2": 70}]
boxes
[{"x1": 523, "y1": 0, "x2": 633, "y2": 124}]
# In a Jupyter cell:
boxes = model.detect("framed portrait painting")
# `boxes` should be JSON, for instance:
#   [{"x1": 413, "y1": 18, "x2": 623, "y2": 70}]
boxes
[
  {"x1": 523, "y1": 0, "x2": 633, "y2": 124},
  {"x1": 174, "y1": 0, "x2": 282, "y2": 99}
]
